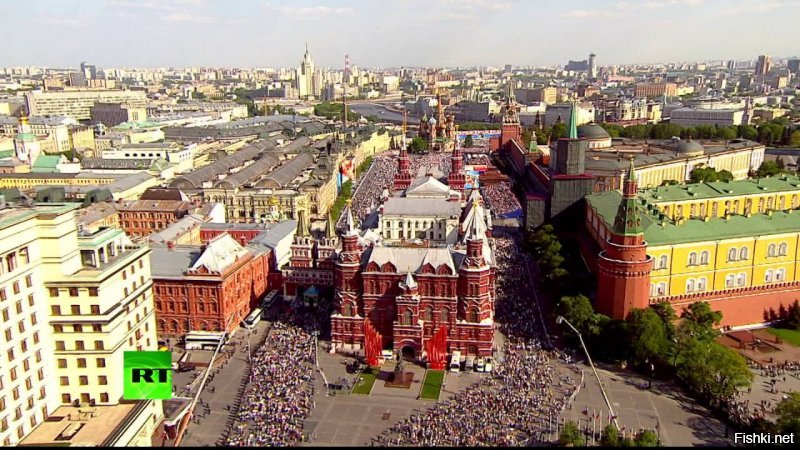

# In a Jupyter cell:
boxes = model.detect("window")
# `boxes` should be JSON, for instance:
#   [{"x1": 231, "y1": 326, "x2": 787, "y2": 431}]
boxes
[
  {"x1": 778, "y1": 243, "x2": 788, "y2": 256},
  {"x1": 4, "y1": 329, "x2": 10, "y2": 341},
  {"x1": 768, "y1": 243, "x2": 777, "y2": 257},
  {"x1": 7, "y1": 348, "x2": 14, "y2": 361},
  {"x1": 0, "y1": 289, "x2": 5, "y2": 302},
  {"x1": 697, "y1": 278, "x2": 707, "y2": 292},
  {"x1": 98, "y1": 376, "x2": 107, "y2": 385},
  {"x1": 440, "y1": 307, "x2": 450, "y2": 322},
  {"x1": 687, "y1": 252, "x2": 697, "y2": 266},
  {"x1": 57, "y1": 359, "x2": 67, "y2": 368},
  {"x1": 94, "y1": 340, "x2": 104, "y2": 350},
  {"x1": 15, "y1": 301, "x2": 22, "y2": 314},
  {"x1": 424, "y1": 306, "x2": 433, "y2": 322},
  {"x1": 60, "y1": 376, "x2": 69, "y2": 386},
  {"x1": 53, "y1": 324, "x2": 63, "y2": 333},
  {"x1": 728, "y1": 248, "x2": 737, "y2": 262},
  {"x1": 79, "y1": 376, "x2": 88, "y2": 386},
  {"x1": 75, "y1": 341, "x2": 84, "y2": 350},
  {"x1": 699, "y1": 251, "x2": 709, "y2": 265},
  {"x1": 737, "y1": 273, "x2": 747, "y2": 286},
  {"x1": 776, "y1": 268, "x2": 786, "y2": 281},
  {"x1": 32, "y1": 332, "x2": 38, "y2": 344},
  {"x1": 656, "y1": 255, "x2": 668, "y2": 269},
  {"x1": 48, "y1": 288, "x2": 59, "y2": 297},
  {"x1": 1, "y1": 308, "x2": 8, "y2": 321},
  {"x1": 88, "y1": 287, "x2": 98, "y2": 297},
  {"x1": 766, "y1": 269, "x2": 774, "y2": 283},
  {"x1": 51, "y1": 305, "x2": 61, "y2": 315},
  {"x1": 69, "y1": 288, "x2": 79, "y2": 297},
  {"x1": 71, "y1": 305, "x2": 80, "y2": 315},
  {"x1": 91, "y1": 305, "x2": 100, "y2": 314},
  {"x1": 739, "y1": 247, "x2": 748, "y2": 260},
  {"x1": 73, "y1": 324, "x2": 83, "y2": 333},
  {"x1": 96, "y1": 358, "x2": 106, "y2": 368},
  {"x1": 77, "y1": 358, "x2": 86, "y2": 368},
  {"x1": 61, "y1": 394, "x2": 71, "y2": 404},
  {"x1": 24, "y1": 275, "x2": 32, "y2": 288},
  {"x1": 100, "y1": 393, "x2": 109, "y2": 403},
  {"x1": 725, "y1": 274, "x2": 735, "y2": 288},
  {"x1": 30, "y1": 313, "x2": 37, "y2": 326},
  {"x1": 17, "y1": 321, "x2": 24, "y2": 333},
  {"x1": 92, "y1": 324, "x2": 102, "y2": 332}
]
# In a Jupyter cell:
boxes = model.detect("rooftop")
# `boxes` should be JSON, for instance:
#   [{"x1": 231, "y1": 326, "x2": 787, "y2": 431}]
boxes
[
  {"x1": 18, "y1": 402, "x2": 147, "y2": 447},
  {"x1": 382, "y1": 197, "x2": 462, "y2": 217},
  {"x1": 644, "y1": 174, "x2": 800, "y2": 202}
]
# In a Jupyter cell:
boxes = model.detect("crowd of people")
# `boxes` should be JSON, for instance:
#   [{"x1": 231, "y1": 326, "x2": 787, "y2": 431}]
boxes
[
  {"x1": 482, "y1": 182, "x2": 522, "y2": 216},
  {"x1": 723, "y1": 359, "x2": 800, "y2": 426},
  {"x1": 225, "y1": 310, "x2": 321, "y2": 447},
  {"x1": 372, "y1": 231, "x2": 578, "y2": 446}
]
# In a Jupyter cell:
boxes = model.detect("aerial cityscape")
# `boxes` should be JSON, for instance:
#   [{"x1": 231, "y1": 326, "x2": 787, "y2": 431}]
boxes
[{"x1": 1, "y1": 0, "x2": 799, "y2": 447}]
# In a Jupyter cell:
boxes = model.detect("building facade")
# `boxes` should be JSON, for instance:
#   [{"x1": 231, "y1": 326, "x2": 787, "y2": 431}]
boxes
[
  {"x1": 25, "y1": 89, "x2": 148, "y2": 121},
  {"x1": 584, "y1": 172, "x2": 800, "y2": 327}
]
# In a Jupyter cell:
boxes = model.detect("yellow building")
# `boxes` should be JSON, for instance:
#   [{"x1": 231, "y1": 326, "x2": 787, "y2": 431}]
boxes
[
  {"x1": 0, "y1": 204, "x2": 162, "y2": 446},
  {"x1": 0, "y1": 173, "x2": 118, "y2": 190},
  {"x1": 585, "y1": 174, "x2": 800, "y2": 327}
]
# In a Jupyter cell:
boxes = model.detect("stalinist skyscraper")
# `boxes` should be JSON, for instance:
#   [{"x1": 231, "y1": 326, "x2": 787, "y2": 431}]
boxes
[{"x1": 296, "y1": 43, "x2": 315, "y2": 100}]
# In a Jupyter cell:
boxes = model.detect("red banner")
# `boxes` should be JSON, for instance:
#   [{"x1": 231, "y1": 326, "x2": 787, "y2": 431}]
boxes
[
  {"x1": 425, "y1": 325, "x2": 448, "y2": 370},
  {"x1": 364, "y1": 319, "x2": 382, "y2": 366}
]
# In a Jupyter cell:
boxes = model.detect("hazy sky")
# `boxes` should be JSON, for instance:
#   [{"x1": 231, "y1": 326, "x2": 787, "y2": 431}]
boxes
[{"x1": 7, "y1": 0, "x2": 799, "y2": 69}]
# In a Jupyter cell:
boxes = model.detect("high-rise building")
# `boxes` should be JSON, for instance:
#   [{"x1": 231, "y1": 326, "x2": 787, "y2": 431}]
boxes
[
  {"x1": 0, "y1": 203, "x2": 163, "y2": 446},
  {"x1": 788, "y1": 59, "x2": 800, "y2": 74},
  {"x1": 755, "y1": 54, "x2": 771, "y2": 76},
  {"x1": 296, "y1": 44, "x2": 315, "y2": 100},
  {"x1": 80, "y1": 62, "x2": 97, "y2": 80},
  {"x1": 588, "y1": 53, "x2": 597, "y2": 78}
]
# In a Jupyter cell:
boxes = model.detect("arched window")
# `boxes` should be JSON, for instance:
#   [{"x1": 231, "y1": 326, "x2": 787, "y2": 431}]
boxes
[
  {"x1": 687, "y1": 252, "x2": 697, "y2": 266},
  {"x1": 403, "y1": 309, "x2": 413, "y2": 325},
  {"x1": 765, "y1": 269, "x2": 774, "y2": 282},
  {"x1": 728, "y1": 248, "x2": 738, "y2": 262},
  {"x1": 440, "y1": 307, "x2": 450, "y2": 322},
  {"x1": 424, "y1": 306, "x2": 433, "y2": 322},
  {"x1": 658, "y1": 255, "x2": 668, "y2": 269},
  {"x1": 686, "y1": 279, "x2": 695, "y2": 293},
  {"x1": 467, "y1": 307, "x2": 479, "y2": 323},
  {"x1": 739, "y1": 247, "x2": 748, "y2": 260},
  {"x1": 657, "y1": 282, "x2": 666, "y2": 296},
  {"x1": 737, "y1": 273, "x2": 747, "y2": 286},
  {"x1": 697, "y1": 277, "x2": 707, "y2": 292},
  {"x1": 768, "y1": 243, "x2": 777, "y2": 257},
  {"x1": 342, "y1": 303, "x2": 352, "y2": 317},
  {"x1": 776, "y1": 268, "x2": 786, "y2": 281},
  {"x1": 778, "y1": 243, "x2": 788, "y2": 256},
  {"x1": 650, "y1": 283, "x2": 655, "y2": 296},
  {"x1": 725, "y1": 274, "x2": 735, "y2": 288},
  {"x1": 792, "y1": 195, "x2": 799, "y2": 208},
  {"x1": 699, "y1": 251, "x2": 709, "y2": 265}
]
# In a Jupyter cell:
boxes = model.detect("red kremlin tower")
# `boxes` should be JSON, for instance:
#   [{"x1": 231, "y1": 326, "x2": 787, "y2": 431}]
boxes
[
  {"x1": 446, "y1": 136, "x2": 466, "y2": 196},
  {"x1": 596, "y1": 160, "x2": 653, "y2": 319}
]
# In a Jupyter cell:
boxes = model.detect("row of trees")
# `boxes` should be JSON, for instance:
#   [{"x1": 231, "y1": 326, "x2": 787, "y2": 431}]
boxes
[
  {"x1": 329, "y1": 180, "x2": 352, "y2": 222},
  {"x1": 313, "y1": 102, "x2": 363, "y2": 122},
  {"x1": 559, "y1": 421, "x2": 660, "y2": 447},
  {"x1": 557, "y1": 295, "x2": 753, "y2": 401},
  {"x1": 525, "y1": 225, "x2": 570, "y2": 293}
]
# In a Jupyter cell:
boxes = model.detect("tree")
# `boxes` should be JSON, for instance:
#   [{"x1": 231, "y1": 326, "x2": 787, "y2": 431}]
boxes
[
  {"x1": 651, "y1": 301, "x2": 678, "y2": 341},
  {"x1": 409, "y1": 136, "x2": 428, "y2": 153},
  {"x1": 464, "y1": 134, "x2": 474, "y2": 148},
  {"x1": 558, "y1": 420, "x2": 585, "y2": 447},
  {"x1": 627, "y1": 308, "x2": 669, "y2": 365},
  {"x1": 600, "y1": 424, "x2": 620, "y2": 447},
  {"x1": 789, "y1": 130, "x2": 800, "y2": 148},
  {"x1": 601, "y1": 123, "x2": 625, "y2": 138},
  {"x1": 677, "y1": 340, "x2": 752, "y2": 399},
  {"x1": 559, "y1": 294, "x2": 602, "y2": 337},
  {"x1": 757, "y1": 161, "x2": 785, "y2": 177},
  {"x1": 690, "y1": 167, "x2": 719, "y2": 183},
  {"x1": 650, "y1": 123, "x2": 682, "y2": 140},
  {"x1": 738, "y1": 125, "x2": 758, "y2": 140},
  {"x1": 622, "y1": 125, "x2": 649, "y2": 140},
  {"x1": 717, "y1": 169, "x2": 733, "y2": 182},
  {"x1": 774, "y1": 392, "x2": 800, "y2": 436},
  {"x1": 633, "y1": 429, "x2": 660, "y2": 447},
  {"x1": 551, "y1": 123, "x2": 567, "y2": 139},
  {"x1": 659, "y1": 180, "x2": 680, "y2": 186},
  {"x1": 785, "y1": 300, "x2": 800, "y2": 330},
  {"x1": 680, "y1": 301, "x2": 722, "y2": 342},
  {"x1": 715, "y1": 126, "x2": 738, "y2": 140}
]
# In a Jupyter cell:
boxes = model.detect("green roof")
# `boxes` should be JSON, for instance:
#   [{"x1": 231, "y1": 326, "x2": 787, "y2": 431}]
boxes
[
  {"x1": 587, "y1": 189, "x2": 800, "y2": 246},
  {"x1": 31, "y1": 155, "x2": 61, "y2": 173},
  {"x1": 0, "y1": 149, "x2": 13, "y2": 159},
  {"x1": 16, "y1": 132, "x2": 37, "y2": 142},
  {"x1": 644, "y1": 174, "x2": 800, "y2": 203}
]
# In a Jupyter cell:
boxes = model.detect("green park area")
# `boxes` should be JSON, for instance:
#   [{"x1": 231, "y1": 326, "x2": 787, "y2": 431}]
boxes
[
  {"x1": 351, "y1": 367, "x2": 378, "y2": 395},
  {"x1": 767, "y1": 327, "x2": 800, "y2": 347},
  {"x1": 420, "y1": 370, "x2": 445, "y2": 400}
]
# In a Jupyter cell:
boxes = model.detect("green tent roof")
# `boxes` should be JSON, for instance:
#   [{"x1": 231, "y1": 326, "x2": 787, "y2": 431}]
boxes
[{"x1": 31, "y1": 155, "x2": 61, "y2": 173}]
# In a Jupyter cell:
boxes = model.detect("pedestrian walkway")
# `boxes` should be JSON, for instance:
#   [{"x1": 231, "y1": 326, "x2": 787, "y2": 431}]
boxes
[{"x1": 179, "y1": 321, "x2": 272, "y2": 447}]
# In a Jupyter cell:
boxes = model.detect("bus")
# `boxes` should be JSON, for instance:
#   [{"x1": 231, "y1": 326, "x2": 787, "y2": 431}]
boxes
[
  {"x1": 243, "y1": 308, "x2": 263, "y2": 329},
  {"x1": 260, "y1": 290, "x2": 280, "y2": 309},
  {"x1": 184, "y1": 331, "x2": 227, "y2": 350}
]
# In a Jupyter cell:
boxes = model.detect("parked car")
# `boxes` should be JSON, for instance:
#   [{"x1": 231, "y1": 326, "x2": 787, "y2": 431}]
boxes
[{"x1": 475, "y1": 357, "x2": 486, "y2": 372}]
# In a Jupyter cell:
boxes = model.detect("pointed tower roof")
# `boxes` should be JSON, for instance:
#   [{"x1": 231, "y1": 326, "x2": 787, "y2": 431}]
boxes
[
  {"x1": 568, "y1": 100, "x2": 579, "y2": 140},
  {"x1": 343, "y1": 199, "x2": 357, "y2": 235},
  {"x1": 402, "y1": 271, "x2": 417, "y2": 290},
  {"x1": 296, "y1": 210, "x2": 310, "y2": 237},
  {"x1": 612, "y1": 159, "x2": 643, "y2": 236}
]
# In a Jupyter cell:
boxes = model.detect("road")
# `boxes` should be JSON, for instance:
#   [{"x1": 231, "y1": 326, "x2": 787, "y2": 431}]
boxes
[{"x1": 350, "y1": 103, "x2": 420, "y2": 125}]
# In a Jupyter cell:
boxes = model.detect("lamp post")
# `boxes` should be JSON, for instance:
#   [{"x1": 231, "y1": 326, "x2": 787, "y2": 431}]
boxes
[{"x1": 556, "y1": 315, "x2": 620, "y2": 431}]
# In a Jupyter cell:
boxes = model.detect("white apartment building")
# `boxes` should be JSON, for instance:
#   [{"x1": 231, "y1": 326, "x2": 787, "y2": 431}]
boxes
[
  {"x1": 670, "y1": 107, "x2": 745, "y2": 127},
  {"x1": 0, "y1": 203, "x2": 162, "y2": 446},
  {"x1": 101, "y1": 142, "x2": 195, "y2": 173},
  {"x1": 25, "y1": 89, "x2": 148, "y2": 121}
]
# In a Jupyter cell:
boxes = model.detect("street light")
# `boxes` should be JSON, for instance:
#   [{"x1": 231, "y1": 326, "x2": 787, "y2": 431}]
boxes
[{"x1": 556, "y1": 315, "x2": 620, "y2": 431}]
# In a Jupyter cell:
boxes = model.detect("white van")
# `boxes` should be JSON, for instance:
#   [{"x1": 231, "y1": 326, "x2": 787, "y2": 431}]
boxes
[
  {"x1": 449, "y1": 351, "x2": 461, "y2": 372},
  {"x1": 484, "y1": 357, "x2": 493, "y2": 373},
  {"x1": 465, "y1": 355, "x2": 475, "y2": 372},
  {"x1": 476, "y1": 357, "x2": 486, "y2": 372},
  {"x1": 381, "y1": 349, "x2": 394, "y2": 360}
]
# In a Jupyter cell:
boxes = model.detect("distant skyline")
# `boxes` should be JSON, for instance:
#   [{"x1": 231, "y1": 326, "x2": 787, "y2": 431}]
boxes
[{"x1": 6, "y1": 0, "x2": 800, "y2": 69}]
